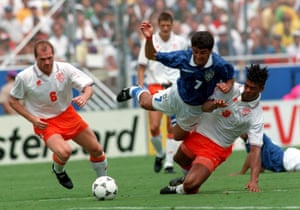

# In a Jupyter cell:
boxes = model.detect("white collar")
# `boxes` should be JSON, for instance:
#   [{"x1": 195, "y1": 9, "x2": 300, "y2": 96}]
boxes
[{"x1": 189, "y1": 53, "x2": 213, "y2": 68}]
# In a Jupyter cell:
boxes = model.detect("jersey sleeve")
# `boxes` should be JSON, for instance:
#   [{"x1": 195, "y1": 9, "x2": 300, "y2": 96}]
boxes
[
  {"x1": 10, "y1": 74, "x2": 25, "y2": 99},
  {"x1": 221, "y1": 63, "x2": 235, "y2": 81},
  {"x1": 156, "y1": 50, "x2": 186, "y2": 69},
  {"x1": 64, "y1": 63, "x2": 94, "y2": 91}
]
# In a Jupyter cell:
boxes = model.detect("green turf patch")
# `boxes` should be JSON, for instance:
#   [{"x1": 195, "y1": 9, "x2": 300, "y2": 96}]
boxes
[{"x1": 0, "y1": 151, "x2": 299, "y2": 210}]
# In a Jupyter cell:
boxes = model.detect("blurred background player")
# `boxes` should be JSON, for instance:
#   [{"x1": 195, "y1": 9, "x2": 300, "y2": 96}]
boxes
[
  {"x1": 0, "y1": 71, "x2": 18, "y2": 115},
  {"x1": 137, "y1": 11, "x2": 188, "y2": 173}
]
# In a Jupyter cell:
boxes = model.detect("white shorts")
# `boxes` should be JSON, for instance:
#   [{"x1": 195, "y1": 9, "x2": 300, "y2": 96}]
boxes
[
  {"x1": 152, "y1": 84, "x2": 202, "y2": 131},
  {"x1": 283, "y1": 147, "x2": 300, "y2": 171}
]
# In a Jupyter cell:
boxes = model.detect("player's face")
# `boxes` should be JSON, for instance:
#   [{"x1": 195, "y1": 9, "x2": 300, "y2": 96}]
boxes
[
  {"x1": 191, "y1": 47, "x2": 211, "y2": 67},
  {"x1": 158, "y1": 20, "x2": 172, "y2": 40},
  {"x1": 36, "y1": 46, "x2": 54, "y2": 76},
  {"x1": 242, "y1": 80, "x2": 263, "y2": 102}
]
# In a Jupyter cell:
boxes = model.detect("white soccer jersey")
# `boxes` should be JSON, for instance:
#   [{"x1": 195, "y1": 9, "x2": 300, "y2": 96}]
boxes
[
  {"x1": 138, "y1": 31, "x2": 188, "y2": 84},
  {"x1": 10, "y1": 61, "x2": 93, "y2": 118},
  {"x1": 196, "y1": 83, "x2": 264, "y2": 148}
]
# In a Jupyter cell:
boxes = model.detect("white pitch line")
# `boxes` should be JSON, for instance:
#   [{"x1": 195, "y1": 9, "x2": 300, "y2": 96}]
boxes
[{"x1": 66, "y1": 207, "x2": 300, "y2": 210}]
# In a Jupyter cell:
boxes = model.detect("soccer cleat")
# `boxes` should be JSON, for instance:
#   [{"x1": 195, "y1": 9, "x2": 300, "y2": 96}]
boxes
[
  {"x1": 164, "y1": 166, "x2": 175, "y2": 174},
  {"x1": 52, "y1": 164, "x2": 73, "y2": 189},
  {"x1": 160, "y1": 185, "x2": 177, "y2": 194},
  {"x1": 116, "y1": 88, "x2": 132, "y2": 102},
  {"x1": 169, "y1": 176, "x2": 185, "y2": 186},
  {"x1": 154, "y1": 155, "x2": 165, "y2": 173}
]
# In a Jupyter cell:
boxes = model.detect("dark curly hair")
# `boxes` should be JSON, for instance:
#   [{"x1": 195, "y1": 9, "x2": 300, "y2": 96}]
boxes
[{"x1": 246, "y1": 64, "x2": 269, "y2": 87}]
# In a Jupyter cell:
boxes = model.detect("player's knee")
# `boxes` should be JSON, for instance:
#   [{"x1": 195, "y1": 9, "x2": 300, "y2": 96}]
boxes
[
  {"x1": 89, "y1": 145, "x2": 104, "y2": 157},
  {"x1": 149, "y1": 126, "x2": 160, "y2": 136},
  {"x1": 139, "y1": 96, "x2": 153, "y2": 110},
  {"x1": 58, "y1": 149, "x2": 72, "y2": 162}
]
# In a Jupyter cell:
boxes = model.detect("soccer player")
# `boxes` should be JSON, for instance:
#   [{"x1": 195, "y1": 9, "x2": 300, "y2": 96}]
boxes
[
  {"x1": 160, "y1": 64, "x2": 268, "y2": 194},
  {"x1": 9, "y1": 40, "x2": 107, "y2": 189},
  {"x1": 117, "y1": 22, "x2": 235, "y2": 142},
  {"x1": 136, "y1": 12, "x2": 188, "y2": 173},
  {"x1": 235, "y1": 133, "x2": 300, "y2": 173}
]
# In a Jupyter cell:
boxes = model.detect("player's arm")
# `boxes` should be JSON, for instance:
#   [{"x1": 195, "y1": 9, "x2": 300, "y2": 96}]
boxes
[
  {"x1": 202, "y1": 99, "x2": 228, "y2": 112},
  {"x1": 140, "y1": 21, "x2": 157, "y2": 60},
  {"x1": 9, "y1": 95, "x2": 47, "y2": 129},
  {"x1": 2, "y1": 101, "x2": 16, "y2": 114},
  {"x1": 239, "y1": 154, "x2": 251, "y2": 174},
  {"x1": 9, "y1": 96, "x2": 33, "y2": 121},
  {"x1": 244, "y1": 144, "x2": 261, "y2": 192},
  {"x1": 145, "y1": 38, "x2": 157, "y2": 60},
  {"x1": 72, "y1": 85, "x2": 93, "y2": 108}
]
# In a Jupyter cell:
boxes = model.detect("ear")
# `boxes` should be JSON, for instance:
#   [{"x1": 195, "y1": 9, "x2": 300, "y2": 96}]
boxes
[{"x1": 259, "y1": 85, "x2": 265, "y2": 92}]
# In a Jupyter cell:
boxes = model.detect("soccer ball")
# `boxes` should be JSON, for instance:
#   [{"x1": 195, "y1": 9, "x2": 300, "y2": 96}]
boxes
[{"x1": 92, "y1": 176, "x2": 118, "y2": 200}]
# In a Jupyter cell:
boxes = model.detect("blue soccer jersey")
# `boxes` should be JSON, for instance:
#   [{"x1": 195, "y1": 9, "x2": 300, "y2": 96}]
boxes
[
  {"x1": 156, "y1": 49, "x2": 234, "y2": 105},
  {"x1": 245, "y1": 134, "x2": 285, "y2": 172}
]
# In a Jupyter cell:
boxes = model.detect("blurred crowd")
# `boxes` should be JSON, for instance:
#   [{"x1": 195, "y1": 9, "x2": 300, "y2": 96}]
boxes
[{"x1": 1, "y1": 0, "x2": 300, "y2": 81}]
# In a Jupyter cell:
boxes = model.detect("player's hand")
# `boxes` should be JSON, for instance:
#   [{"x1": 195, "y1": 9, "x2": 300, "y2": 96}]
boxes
[
  {"x1": 217, "y1": 82, "x2": 230, "y2": 93},
  {"x1": 140, "y1": 21, "x2": 153, "y2": 39},
  {"x1": 213, "y1": 99, "x2": 228, "y2": 108},
  {"x1": 244, "y1": 181, "x2": 260, "y2": 192},
  {"x1": 32, "y1": 118, "x2": 48, "y2": 130},
  {"x1": 72, "y1": 95, "x2": 87, "y2": 108}
]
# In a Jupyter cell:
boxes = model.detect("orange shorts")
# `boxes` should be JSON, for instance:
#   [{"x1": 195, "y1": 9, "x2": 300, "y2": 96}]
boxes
[
  {"x1": 34, "y1": 105, "x2": 88, "y2": 141},
  {"x1": 148, "y1": 84, "x2": 164, "y2": 95},
  {"x1": 181, "y1": 132, "x2": 233, "y2": 172}
]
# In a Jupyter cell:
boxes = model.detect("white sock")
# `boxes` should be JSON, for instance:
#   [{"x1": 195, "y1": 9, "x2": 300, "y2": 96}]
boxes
[
  {"x1": 176, "y1": 184, "x2": 184, "y2": 194},
  {"x1": 91, "y1": 158, "x2": 107, "y2": 177},
  {"x1": 151, "y1": 134, "x2": 164, "y2": 158},
  {"x1": 164, "y1": 138, "x2": 181, "y2": 168},
  {"x1": 53, "y1": 161, "x2": 64, "y2": 173}
]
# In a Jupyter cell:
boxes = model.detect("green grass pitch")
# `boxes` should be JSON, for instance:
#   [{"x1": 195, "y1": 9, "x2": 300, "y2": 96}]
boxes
[{"x1": 1, "y1": 151, "x2": 300, "y2": 210}]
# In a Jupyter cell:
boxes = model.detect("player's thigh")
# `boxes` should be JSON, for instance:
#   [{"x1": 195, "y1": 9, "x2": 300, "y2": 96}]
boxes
[
  {"x1": 174, "y1": 146, "x2": 193, "y2": 166},
  {"x1": 139, "y1": 91, "x2": 155, "y2": 110},
  {"x1": 73, "y1": 127, "x2": 102, "y2": 152},
  {"x1": 148, "y1": 110, "x2": 163, "y2": 128},
  {"x1": 185, "y1": 163, "x2": 211, "y2": 188},
  {"x1": 152, "y1": 86, "x2": 177, "y2": 116},
  {"x1": 172, "y1": 124, "x2": 189, "y2": 140}
]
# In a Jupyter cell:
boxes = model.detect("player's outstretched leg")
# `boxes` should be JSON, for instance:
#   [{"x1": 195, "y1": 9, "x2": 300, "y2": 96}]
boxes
[{"x1": 116, "y1": 86, "x2": 146, "y2": 102}]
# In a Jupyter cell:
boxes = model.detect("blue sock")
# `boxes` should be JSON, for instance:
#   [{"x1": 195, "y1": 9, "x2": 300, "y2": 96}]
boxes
[{"x1": 130, "y1": 86, "x2": 143, "y2": 99}]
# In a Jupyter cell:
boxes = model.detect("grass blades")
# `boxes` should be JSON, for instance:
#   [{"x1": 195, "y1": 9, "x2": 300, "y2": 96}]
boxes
[{"x1": 1, "y1": 151, "x2": 299, "y2": 210}]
